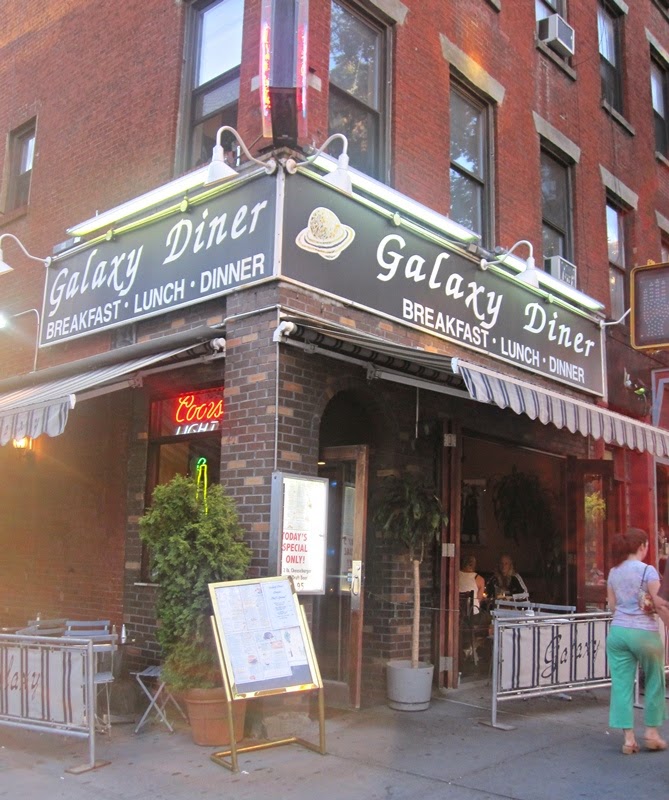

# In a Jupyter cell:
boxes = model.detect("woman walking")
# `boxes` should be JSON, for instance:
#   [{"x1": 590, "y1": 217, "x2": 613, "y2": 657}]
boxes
[{"x1": 606, "y1": 528, "x2": 667, "y2": 754}]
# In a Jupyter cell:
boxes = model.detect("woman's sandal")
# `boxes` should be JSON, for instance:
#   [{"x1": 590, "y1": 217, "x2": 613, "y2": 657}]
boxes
[
  {"x1": 644, "y1": 738, "x2": 667, "y2": 751},
  {"x1": 622, "y1": 742, "x2": 640, "y2": 754}
]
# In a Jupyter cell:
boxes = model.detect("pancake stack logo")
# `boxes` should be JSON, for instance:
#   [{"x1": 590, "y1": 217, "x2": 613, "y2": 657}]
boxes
[{"x1": 295, "y1": 206, "x2": 355, "y2": 260}]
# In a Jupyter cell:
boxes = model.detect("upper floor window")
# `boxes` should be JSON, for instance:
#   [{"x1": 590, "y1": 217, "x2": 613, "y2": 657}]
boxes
[
  {"x1": 188, "y1": 0, "x2": 244, "y2": 169},
  {"x1": 535, "y1": 0, "x2": 566, "y2": 20},
  {"x1": 598, "y1": 3, "x2": 623, "y2": 114},
  {"x1": 651, "y1": 55, "x2": 669, "y2": 158},
  {"x1": 606, "y1": 200, "x2": 627, "y2": 321},
  {"x1": 328, "y1": 1, "x2": 387, "y2": 179},
  {"x1": 541, "y1": 148, "x2": 572, "y2": 264},
  {"x1": 661, "y1": 234, "x2": 669, "y2": 263},
  {"x1": 6, "y1": 121, "x2": 35, "y2": 211},
  {"x1": 450, "y1": 82, "x2": 492, "y2": 246}
]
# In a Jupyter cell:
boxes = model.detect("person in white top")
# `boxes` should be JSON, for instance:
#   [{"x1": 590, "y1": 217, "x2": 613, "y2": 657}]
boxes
[{"x1": 459, "y1": 554, "x2": 485, "y2": 613}]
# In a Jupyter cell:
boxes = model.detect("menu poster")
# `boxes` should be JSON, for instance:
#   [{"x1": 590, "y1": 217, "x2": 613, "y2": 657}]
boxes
[
  {"x1": 269, "y1": 472, "x2": 328, "y2": 594},
  {"x1": 209, "y1": 576, "x2": 321, "y2": 698}
]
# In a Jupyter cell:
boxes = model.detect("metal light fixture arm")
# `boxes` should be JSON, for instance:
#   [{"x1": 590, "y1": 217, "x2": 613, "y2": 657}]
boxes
[
  {"x1": 480, "y1": 239, "x2": 535, "y2": 271},
  {"x1": 0, "y1": 233, "x2": 52, "y2": 271},
  {"x1": 305, "y1": 133, "x2": 349, "y2": 163},
  {"x1": 213, "y1": 126, "x2": 277, "y2": 174}
]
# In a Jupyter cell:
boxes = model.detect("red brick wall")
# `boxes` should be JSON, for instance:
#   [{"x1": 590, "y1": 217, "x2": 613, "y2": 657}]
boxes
[{"x1": 0, "y1": 391, "x2": 130, "y2": 627}]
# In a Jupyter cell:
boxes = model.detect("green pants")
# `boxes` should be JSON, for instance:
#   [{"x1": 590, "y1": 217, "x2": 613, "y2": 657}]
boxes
[{"x1": 607, "y1": 625, "x2": 666, "y2": 729}]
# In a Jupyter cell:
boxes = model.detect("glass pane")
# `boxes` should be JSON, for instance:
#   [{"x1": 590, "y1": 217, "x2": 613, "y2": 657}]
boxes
[
  {"x1": 651, "y1": 62, "x2": 665, "y2": 116},
  {"x1": 541, "y1": 151, "x2": 568, "y2": 231},
  {"x1": 609, "y1": 266, "x2": 625, "y2": 320},
  {"x1": 450, "y1": 90, "x2": 483, "y2": 179},
  {"x1": 196, "y1": 0, "x2": 244, "y2": 87},
  {"x1": 597, "y1": 6, "x2": 616, "y2": 66},
  {"x1": 535, "y1": 0, "x2": 558, "y2": 21},
  {"x1": 19, "y1": 133, "x2": 35, "y2": 174},
  {"x1": 606, "y1": 204, "x2": 624, "y2": 266},
  {"x1": 328, "y1": 90, "x2": 378, "y2": 176},
  {"x1": 542, "y1": 224, "x2": 564, "y2": 260},
  {"x1": 450, "y1": 168, "x2": 482, "y2": 235},
  {"x1": 584, "y1": 475, "x2": 606, "y2": 589},
  {"x1": 315, "y1": 459, "x2": 355, "y2": 682},
  {"x1": 194, "y1": 76, "x2": 240, "y2": 119},
  {"x1": 662, "y1": 238, "x2": 669, "y2": 262},
  {"x1": 329, "y1": 1, "x2": 379, "y2": 109},
  {"x1": 190, "y1": 103, "x2": 238, "y2": 167}
]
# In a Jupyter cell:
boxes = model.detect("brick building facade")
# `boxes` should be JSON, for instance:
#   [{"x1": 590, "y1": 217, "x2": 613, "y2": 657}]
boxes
[{"x1": 2, "y1": 0, "x2": 669, "y2": 706}]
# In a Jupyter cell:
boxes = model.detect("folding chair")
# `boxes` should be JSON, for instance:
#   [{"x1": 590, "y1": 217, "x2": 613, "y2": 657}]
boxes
[
  {"x1": 134, "y1": 665, "x2": 187, "y2": 734},
  {"x1": 65, "y1": 620, "x2": 117, "y2": 734}
]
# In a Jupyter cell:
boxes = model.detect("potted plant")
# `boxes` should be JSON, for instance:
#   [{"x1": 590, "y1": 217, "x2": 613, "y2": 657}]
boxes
[
  {"x1": 139, "y1": 474, "x2": 251, "y2": 744},
  {"x1": 374, "y1": 472, "x2": 447, "y2": 711}
]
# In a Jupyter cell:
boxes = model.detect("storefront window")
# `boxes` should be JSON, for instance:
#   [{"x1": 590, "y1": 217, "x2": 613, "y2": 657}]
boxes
[{"x1": 141, "y1": 386, "x2": 224, "y2": 580}]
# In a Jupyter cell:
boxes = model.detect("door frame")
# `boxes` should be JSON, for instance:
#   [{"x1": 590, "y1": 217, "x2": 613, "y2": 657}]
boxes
[{"x1": 320, "y1": 444, "x2": 369, "y2": 708}]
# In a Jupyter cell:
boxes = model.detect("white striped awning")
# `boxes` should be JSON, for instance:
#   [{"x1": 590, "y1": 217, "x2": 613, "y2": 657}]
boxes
[
  {"x1": 0, "y1": 345, "x2": 199, "y2": 446},
  {"x1": 453, "y1": 359, "x2": 669, "y2": 458}
]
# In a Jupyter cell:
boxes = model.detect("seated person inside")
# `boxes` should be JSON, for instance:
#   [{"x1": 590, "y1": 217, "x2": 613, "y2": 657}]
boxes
[
  {"x1": 459, "y1": 554, "x2": 490, "y2": 668},
  {"x1": 459, "y1": 554, "x2": 486, "y2": 613},
  {"x1": 485, "y1": 554, "x2": 529, "y2": 602}
]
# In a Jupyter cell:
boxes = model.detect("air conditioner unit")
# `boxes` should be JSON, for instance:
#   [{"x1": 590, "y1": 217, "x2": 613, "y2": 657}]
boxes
[
  {"x1": 545, "y1": 255, "x2": 578, "y2": 288},
  {"x1": 537, "y1": 14, "x2": 575, "y2": 59}
]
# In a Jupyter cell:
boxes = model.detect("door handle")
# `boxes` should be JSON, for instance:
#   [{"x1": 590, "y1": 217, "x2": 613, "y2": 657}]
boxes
[{"x1": 351, "y1": 560, "x2": 363, "y2": 610}]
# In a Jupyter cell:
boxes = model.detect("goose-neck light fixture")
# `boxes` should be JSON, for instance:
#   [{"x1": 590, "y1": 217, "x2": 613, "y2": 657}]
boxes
[
  {"x1": 0, "y1": 233, "x2": 52, "y2": 275},
  {"x1": 305, "y1": 133, "x2": 352, "y2": 194},
  {"x1": 293, "y1": 136, "x2": 480, "y2": 244},
  {"x1": 206, "y1": 125, "x2": 278, "y2": 184},
  {"x1": 481, "y1": 240, "x2": 604, "y2": 313}
]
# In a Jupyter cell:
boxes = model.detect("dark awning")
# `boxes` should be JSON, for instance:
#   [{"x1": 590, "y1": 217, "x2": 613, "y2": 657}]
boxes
[
  {"x1": 274, "y1": 315, "x2": 669, "y2": 458},
  {"x1": 0, "y1": 336, "x2": 225, "y2": 445}
]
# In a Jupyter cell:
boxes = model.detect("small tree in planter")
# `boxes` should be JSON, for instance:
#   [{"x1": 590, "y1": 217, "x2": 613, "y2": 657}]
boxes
[
  {"x1": 374, "y1": 472, "x2": 447, "y2": 710},
  {"x1": 139, "y1": 474, "x2": 251, "y2": 742}
]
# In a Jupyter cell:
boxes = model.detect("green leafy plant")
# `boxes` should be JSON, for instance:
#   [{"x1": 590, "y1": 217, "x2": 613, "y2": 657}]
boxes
[
  {"x1": 491, "y1": 466, "x2": 560, "y2": 601},
  {"x1": 374, "y1": 473, "x2": 447, "y2": 668},
  {"x1": 139, "y1": 475, "x2": 251, "y2": 690}
]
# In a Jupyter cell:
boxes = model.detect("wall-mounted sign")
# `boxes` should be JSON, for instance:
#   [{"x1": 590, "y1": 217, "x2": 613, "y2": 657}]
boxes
[
  {"x1": 282, "y1": 174, "x2": 605, "y2": 396},
  {"x1": 631, "y1": 262, "x2": 669, "y2": 350},
  {"x1": 268, "y1": 472, "x2": 328, "y2": 594},
  {"x1": 150, "y1": 387, "x2": 225, "y2": 437},
  {"x1": 41, "y1": 176, "x2": 276, "y2": 347}
]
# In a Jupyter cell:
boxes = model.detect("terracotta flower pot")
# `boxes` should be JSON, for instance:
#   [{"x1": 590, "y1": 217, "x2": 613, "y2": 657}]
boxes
[{"x1": 183, "y1": 688, "x2": 246, "y2": 746}]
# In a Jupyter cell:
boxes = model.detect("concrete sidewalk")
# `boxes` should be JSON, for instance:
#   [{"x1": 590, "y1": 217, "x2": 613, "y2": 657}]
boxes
[{"x1": 1, "y1": 681, "x2": 667, "y2": 800}]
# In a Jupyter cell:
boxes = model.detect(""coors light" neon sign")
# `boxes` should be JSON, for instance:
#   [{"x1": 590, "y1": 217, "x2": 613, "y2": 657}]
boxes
[{"x1": 172, "y1": 389, "x2": 224, "y2": 435}]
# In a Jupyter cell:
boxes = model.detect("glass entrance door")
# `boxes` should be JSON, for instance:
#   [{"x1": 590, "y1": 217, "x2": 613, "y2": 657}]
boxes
[
  {"x1": 568, "y1": 459, "x2": 617, "y2": 610},
  {"x1": 313, "y1": 445, "x2": 368, "y2": 708}
]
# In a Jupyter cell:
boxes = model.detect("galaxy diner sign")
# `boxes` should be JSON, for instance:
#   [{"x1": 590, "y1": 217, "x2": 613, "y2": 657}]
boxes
[
  {"x1": 42, "y1": 176, "x2": 276, "y2": 347},
  {"x1": 44, "y1": 167, "x2": 604, "y2": 396},
  {"x1": 282, "y1": 174, "x2": 604, "y2": 396}
]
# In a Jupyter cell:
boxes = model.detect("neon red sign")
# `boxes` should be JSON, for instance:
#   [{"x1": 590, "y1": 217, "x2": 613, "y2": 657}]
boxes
[
  {"x1": 163, "y1": 388, "x2": 225, "y2": 436},
  {"x1": 175, "y1": 393, "x2": 224, "y2": 424}
]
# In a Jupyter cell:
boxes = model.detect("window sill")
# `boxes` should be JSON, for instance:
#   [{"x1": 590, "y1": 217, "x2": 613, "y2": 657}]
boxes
[
  {"x1": 601, "y1": 100, "x2": 636, "y2": 137},
  {"x1": 535, "y1": 41, "x2": 577, "y2": 81},
  {"x1": 0, "y1": 205, "x2": 29, "y2": 229},
  {"x1": 484, "y1": 0, "x2": 501, "y2": 11},
  {"x1": 656, "y1": 151, "x2": 669, "y2": 169},
  {"x1": 134, "y1": 581, "x2": 158, "y2": 588}
]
